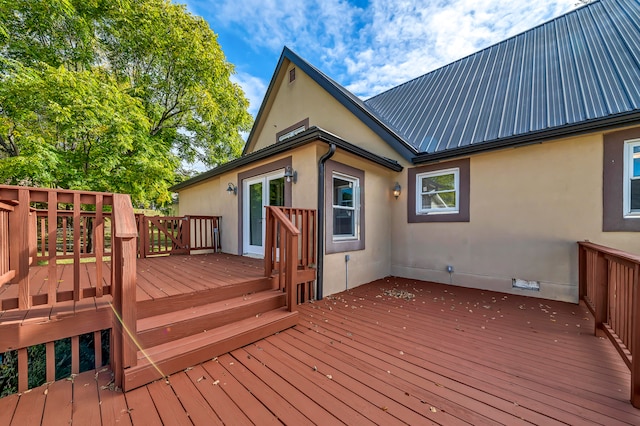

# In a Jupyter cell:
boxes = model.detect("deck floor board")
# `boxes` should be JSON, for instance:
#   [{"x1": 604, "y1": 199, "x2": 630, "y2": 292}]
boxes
[{"x1": 4, "y1": 276, "x2": 640, "y2": 425}]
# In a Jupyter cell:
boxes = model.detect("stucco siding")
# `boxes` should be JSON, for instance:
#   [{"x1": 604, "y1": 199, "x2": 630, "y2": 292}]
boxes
[
  {"x1": 322, "y1": 152, "x2": 394, "y2": 296},
  {"x1": 391, "y1": 132, "x2": 640, "y2": 303},
  {"x1": 251, "y1": 65, "x2": 402, "y2": 162}
]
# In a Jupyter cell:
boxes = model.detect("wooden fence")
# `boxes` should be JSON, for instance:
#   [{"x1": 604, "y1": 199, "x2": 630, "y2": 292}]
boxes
[
  {"x1": 578, "y1": 241, "x2": 640, "y2": 408},
  {"x1": 265, "y1": 207, "x2": 317, "y2": 307},
  {"x1": 136, "y1": 214, "x2": 221, "y2": 258}
]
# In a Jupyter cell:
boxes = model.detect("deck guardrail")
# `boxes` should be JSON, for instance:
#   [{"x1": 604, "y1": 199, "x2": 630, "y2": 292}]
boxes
[
  {"x1": 0, "y1": 201, "x2": 16, "y2": 287},
  {"x1": 136, "y1": 214, "x2": 221, "y2": 258},
  {"x1": 265, "y1": 207, "x2": 317, "y2": 308},
  {"x1": 578, "y1": 241, "x2": 640, "y2": 408}
]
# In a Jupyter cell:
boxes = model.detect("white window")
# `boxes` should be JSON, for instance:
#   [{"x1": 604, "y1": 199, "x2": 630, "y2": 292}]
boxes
[
  {"x1": 332, "y1": 173, "x2": 359, "y2": 240},
  {"x1": 624, "y1": 139, "x2": 640, "y2": 217},
  {"x1": 416, "y1": 168, "x2": 459, "y2": 214}
]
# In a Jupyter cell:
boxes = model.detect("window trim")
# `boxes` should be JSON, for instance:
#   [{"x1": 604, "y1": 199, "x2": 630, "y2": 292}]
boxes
[
  {"x1": 623, "y1": 138, "x2": 640, "y2": 218},
  {"x1": 325, "y1": 160, "x2": 365, "y2": 253},
  {"x1": 415, "y1": 167, "x2": 460, "y2": 215},
  {"x1": 408, "y1": 158, "x2": 470, "y2": 223},
  {"x1": 332, "y1": 172, "x2": 359, "y2": 241},
  {"x1": 603, "y1": 127, "x2": 640, "y2": 232}
]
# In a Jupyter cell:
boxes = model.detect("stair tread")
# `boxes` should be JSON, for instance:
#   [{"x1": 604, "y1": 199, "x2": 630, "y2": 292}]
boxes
[
  {"x1": 137, "y1": 289, "x2": 283, "y2": 332},
  {"x1": 134, "y1": 307, "x2": 296, "y2": 364}
]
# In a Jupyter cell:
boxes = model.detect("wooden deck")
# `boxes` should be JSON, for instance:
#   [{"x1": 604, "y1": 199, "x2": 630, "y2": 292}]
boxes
[
  {"x1": 2, "y1": 276, "x2": 638, "y2": 425},
  {"x1": 0, "y1": 253, "x2": 264, "y2": 313}
]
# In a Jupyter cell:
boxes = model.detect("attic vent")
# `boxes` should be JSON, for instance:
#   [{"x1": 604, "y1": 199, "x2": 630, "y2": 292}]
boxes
[
  {"x1": 512, "y1": 278, "x2": 540, "y2": 291},
  {"x1": 289, "y1": 68, "x2": 296, "y2": 83},
  {"x1": 278, "y1": 126, "x2": 305, "y2": 142}
]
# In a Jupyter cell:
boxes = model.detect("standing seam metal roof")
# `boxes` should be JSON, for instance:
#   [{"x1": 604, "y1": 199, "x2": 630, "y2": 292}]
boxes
[{"x1": 363, "y1": 0, "x2": 640, "y2": 155}]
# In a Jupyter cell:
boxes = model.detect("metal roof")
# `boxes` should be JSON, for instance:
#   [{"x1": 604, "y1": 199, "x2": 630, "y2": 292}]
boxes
[{"x1": 364, "y1": 0, "x2": 640, "y2": 157}]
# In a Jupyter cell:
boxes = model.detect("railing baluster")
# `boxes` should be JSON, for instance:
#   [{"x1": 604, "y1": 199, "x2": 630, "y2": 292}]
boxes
[
  {"x1": 48, "y1": 191, "x2": 58, "y2": 305},
  {"x1": 95, "y1": 195, "x2": 104, "y2": 297},
  {"x1": 13, "y1": 189, "x2": 31, "y2": 309},
  {"x1": 73, "y1": 193, "x2": 81, "y2": 301}
]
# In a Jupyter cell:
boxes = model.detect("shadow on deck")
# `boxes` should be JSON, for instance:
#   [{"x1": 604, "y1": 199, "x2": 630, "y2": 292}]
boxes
[{"x1": 2, "y1": 277, "x2": 638, "y2": 425}]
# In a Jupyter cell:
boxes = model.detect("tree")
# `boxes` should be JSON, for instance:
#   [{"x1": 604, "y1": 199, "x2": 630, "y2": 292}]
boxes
[{"x1": 0, "y1": 0, "x2": 252, "y2": 206}]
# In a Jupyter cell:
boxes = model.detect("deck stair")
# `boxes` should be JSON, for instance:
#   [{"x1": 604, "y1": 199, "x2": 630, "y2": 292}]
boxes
[{"x1": 122, "y1": 277, "x2": 299, "y2": 391}]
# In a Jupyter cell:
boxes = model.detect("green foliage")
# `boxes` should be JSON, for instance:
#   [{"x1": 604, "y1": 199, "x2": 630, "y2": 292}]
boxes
[
  {"x1": 0, "y1": 0, "x2": 251, "y2": 206},
  {"x1": 0, "y1": 330, "x2": 110, "y2": 397}
]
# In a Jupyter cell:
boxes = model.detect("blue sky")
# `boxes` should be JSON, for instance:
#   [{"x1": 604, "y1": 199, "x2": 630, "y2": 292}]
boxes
[{"x1": 185, "y1": 0, "x2": 577, "y2": 117}]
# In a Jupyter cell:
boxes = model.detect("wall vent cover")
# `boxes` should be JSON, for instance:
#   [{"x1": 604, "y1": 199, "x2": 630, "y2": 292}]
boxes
[{"x1": 512, "y1": 278, "x2": 540, "y2": 291}]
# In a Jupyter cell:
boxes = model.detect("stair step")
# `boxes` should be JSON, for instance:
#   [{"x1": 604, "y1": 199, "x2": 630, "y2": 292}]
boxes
[
  {"x1": 137, "y1": 290, "x2": 286, "y2": 348},
  {"x1": 123, "y1": 307, "x2": 298, "y2": 391},
  {"x1": 137, "y1": 277, "x2": 273, "y2": 319}
]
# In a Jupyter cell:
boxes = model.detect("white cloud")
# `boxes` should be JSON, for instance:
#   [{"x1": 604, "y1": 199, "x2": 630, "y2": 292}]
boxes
[
  {"x1": 230, "y1": 71, "x2": 267, "y2": 117},
  {"x1": 188, "y1": 0, "x2": 577, "y2": 103}
]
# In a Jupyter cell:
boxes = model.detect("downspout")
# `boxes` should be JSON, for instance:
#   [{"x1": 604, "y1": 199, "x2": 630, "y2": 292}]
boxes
[{"x1": 316, "y1": 143, "x2": 336, "y2": 300}]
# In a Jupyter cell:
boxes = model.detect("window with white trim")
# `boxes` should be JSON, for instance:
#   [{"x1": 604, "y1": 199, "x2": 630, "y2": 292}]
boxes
[
  {"x1": 416, "y1": 168, "x2": 459, "y2": 214},
  {"x1": 332, "y1": 173, "x2": 359, "y2": 240},
  {"x1": 624, "y1": 139, "x2": 640, "y2": 217}
]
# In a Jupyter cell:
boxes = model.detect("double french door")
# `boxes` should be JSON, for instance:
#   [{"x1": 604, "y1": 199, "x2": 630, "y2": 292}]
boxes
[{"x1": 243, "y1": 171, "x2": 285, "y2": 256}]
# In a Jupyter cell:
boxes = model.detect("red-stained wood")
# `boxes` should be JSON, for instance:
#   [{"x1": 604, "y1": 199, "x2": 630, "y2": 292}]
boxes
[
  {"x1": 124, "y1": 386, "x2": 163, "y2": 426},
  {"x1": 96, "y1": 369, "x2": 132, "y2": 426},
  {"x1": 219, "y1": 351, "x2": 315, "y2": 426},
  {"x1": 202, "y1": 355, "x2": 282, "y2": 426},
  {"x1": 17, "y1": 348, "x2": 27, "y2": 393},
  {"x1": 0, "y1": 393, "x2": 18, "y2": 425},
  {"x1": 94, "y1": 330, "x2": 102, "y2": 369},
  {"x1": 13, "y1": 189, "x2": 30, "y2": 310},
  {"x1": 11, "y1": 379, "x2": 47, "y2": 425},
  {"x1": 183, "y1": 364, "x2": 253, "y2": 426},
  {"x1": 42, "y1": 379, "x2": 73, "y2": 426},
  {"x1": 95, "y1": 194, "x2": 104, "y2": 297},
  {"x1": 71, "y1": 335, "x2": 80, "y2": 374},
  {"x1": 165, "y1": 371, "x2": 224, "y2": 426},
  {"x1": 10, "y1": 278, "x2": 640, "y2": 425},
  {"x1": 146, "y1": 380, "x2": 192, "y2": 426},
  {"x1": 47, "y1": 191, "x2": 57, "y2": 305},
  {"x1": 73, "y1": 193, "x2": 81, "y2": 302},
  {"x1": 632, "y1": 263, "x2": 640, "y2": 408},
  {"x1": 46, "y1": 341, "x2": 55, "y2": 383},
  {"x1": 71, "y1": 370, "x2": 101, "y2": 425}
]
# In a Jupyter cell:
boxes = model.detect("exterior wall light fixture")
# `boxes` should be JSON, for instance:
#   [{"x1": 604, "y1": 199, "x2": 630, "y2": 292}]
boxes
[
  {"x1": 393, "y1": 182, "x2": 401, "y2": 199},
  {"x1": 284, "y1": 165, "x2": 298, "y2": 183},
  {"x1": 226, "y1": 182, "x2": 237, "y2": 195}
]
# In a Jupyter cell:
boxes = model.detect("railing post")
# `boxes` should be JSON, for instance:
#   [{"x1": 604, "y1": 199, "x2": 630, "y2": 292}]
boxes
[
  {"x1": 631, "y1": 264, "x2": 640, "y2": 408},
  {"x1": 11, "y1": 189, "x2": 30, "y2": 309},
  {"x1": 264, "y1": 207, "x2": 273, "y2": 278},
  {"x1": 287, "y1": 233, "x2": 298, "y2": 311},
  {"x1": 182, "y1": 216, "x2": 191, "y2": 254},
  {"x1": 594, "y1": 252, "x2": 608, "y2": 337},
  {"x1": 111, "y1": 194, "x2": 138, "y2": 388},
  {"x1": 578, "y1": 245, "x2": 586, "y2": 301}
]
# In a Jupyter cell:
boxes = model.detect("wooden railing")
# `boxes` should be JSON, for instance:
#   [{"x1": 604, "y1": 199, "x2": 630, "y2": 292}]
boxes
[
  {"x1": 0, "y1": 185, "x2": 137, "y2": 393},
  {"x1": 136, "y1": 214, "x2": 221, "y2": 258},
  {"x1": 0, "y1": 186, "x2": 116, "y2": 309},
  {"x1": 264, "y1": 207, "x2": 317, "y2": 309},
  {"x1": 0, "y1": 200, "x2": 16, "y2": 287},
  {"x1": 578, "y1": 241, "x2": 640, "y2": 408},
  {"x1": 34, "y1": 210, "x2": 112, "y2": 261},
  {"x1": 279, "y1": 208, "x2": 316, "y2": 269}
]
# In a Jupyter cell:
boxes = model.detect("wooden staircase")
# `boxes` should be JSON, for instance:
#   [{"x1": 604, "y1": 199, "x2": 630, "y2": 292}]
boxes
[{"x1": 121, "y1": 277, "x2": 299, "y2": 391}]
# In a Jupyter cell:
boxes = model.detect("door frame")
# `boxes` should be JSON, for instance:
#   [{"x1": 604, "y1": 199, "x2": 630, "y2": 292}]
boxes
[
  {"x1": 237, "y1": 157, "x2": 293, "y2": 256},
  {"x1": 242, "y1": 170, "x2": 285, "y2": 256}
]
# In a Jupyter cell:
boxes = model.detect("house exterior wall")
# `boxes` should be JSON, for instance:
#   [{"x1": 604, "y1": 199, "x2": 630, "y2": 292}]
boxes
[
  {"x1": 250, "y1": 63, "x2": 403, "y2": 162},
  {"x1": 391, "y1": 130, "x2": 640, "y2": 303},
  {"x1": 178, "y1": 146, "x2": 320, "y2": 256},
  {"x1": 321, "y1": 151, "x2": 395, "y2": 296}
]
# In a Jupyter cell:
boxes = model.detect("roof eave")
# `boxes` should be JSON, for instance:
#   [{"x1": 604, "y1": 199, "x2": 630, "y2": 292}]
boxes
[
  {"x1": 170, "y1": 127, "x2": 403, "y2": 192},
  {"x1": 412, "y1": 112, "x2": 640, "y2": 165}
]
